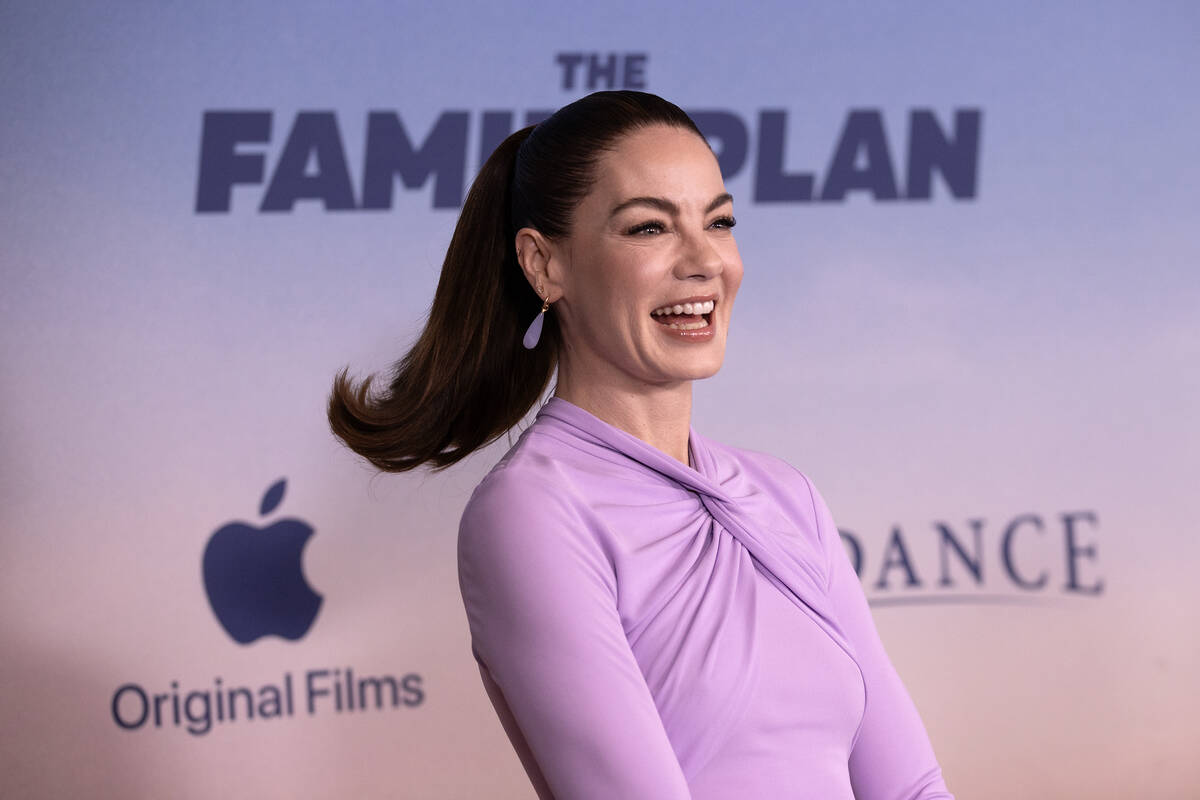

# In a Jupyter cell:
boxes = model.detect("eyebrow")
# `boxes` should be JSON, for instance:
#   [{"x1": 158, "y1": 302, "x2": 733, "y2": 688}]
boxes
[{"x1": 608, "y1": 192, "x2": 734, "y2": 219}]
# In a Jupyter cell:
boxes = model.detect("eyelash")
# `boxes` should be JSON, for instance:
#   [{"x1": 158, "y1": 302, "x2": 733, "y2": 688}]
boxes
[{"x1": 625, "y1": 216, "x2": 737, "y2": 236}]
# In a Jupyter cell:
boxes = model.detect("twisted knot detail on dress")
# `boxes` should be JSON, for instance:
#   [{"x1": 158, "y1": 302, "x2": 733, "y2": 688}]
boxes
[
  {"x1": 535, "y1": 398, "x2": 871, "y2": 773},
  {"x1": 457, "y1": 396, "x2": 954, "y2": 799}
]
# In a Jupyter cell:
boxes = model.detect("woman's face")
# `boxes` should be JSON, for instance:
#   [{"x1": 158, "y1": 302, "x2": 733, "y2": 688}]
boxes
[{"x1": 548, "y1": 124, "x2": 743, "y2": 393}]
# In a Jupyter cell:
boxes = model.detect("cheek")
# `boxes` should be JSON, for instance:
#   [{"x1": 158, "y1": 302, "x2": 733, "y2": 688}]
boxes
[
  {"x1": 574, "y1": 279, "x2": 642, "y2": 346},
  {"x1": 600, "y1": 258, "x2": 653, "y2": 317}
]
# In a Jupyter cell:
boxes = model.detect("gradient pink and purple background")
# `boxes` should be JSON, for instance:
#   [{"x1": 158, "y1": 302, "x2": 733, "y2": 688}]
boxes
[{"x1": 2, "y1": 2, "x2": 1198, "y2": 798}]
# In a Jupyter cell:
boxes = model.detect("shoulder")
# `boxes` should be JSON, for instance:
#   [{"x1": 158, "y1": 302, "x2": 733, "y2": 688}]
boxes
[
  {"x1": 461, "y1": 426, "x2": 584, "y2": 524},
  {"x1": 457, "y1": 426, "x2": 610, "y2": 569}
]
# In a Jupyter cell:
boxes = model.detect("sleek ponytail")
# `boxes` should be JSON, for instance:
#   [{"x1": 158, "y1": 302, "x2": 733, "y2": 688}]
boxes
[
  {"x1": 329, "y1": 91, "x2": 705, "y2": 472},
  {"x1": 328, "y1": 126, "x2": 556, "y2": 471}
]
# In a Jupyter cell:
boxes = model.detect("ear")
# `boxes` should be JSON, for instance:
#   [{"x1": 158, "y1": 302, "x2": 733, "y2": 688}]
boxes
[{"x1": 514, "y1": 227, "x2": 565, "y2": 302}]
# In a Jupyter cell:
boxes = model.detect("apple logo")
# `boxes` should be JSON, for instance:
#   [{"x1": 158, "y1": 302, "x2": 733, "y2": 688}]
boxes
[{"x1": 202, "y1": 478, "x2": 323, "y2": 644}]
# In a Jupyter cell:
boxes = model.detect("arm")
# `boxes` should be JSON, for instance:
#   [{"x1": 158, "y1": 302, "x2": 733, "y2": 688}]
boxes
[
  {"x1": 800, "y1": 473, "x2": 955, "y2": 800},
  {"x1": 457, "y1": 469, "x2": 692, "y2": 800}
]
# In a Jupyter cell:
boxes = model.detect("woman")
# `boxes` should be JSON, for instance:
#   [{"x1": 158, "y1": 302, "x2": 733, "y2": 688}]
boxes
[{"x1": 329, "y1": 91, "x2": 954, "y2": 799}]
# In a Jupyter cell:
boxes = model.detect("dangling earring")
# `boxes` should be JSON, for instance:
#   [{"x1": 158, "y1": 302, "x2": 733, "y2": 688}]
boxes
[{"x1": 522, "y1": 284, "x2": 551, "y2": 350}]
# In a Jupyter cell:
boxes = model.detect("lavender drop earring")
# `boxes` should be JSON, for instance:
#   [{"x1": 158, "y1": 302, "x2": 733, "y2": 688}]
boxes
[{"x1": 522, "y1": 292, "x2": 551, "y2": 350}]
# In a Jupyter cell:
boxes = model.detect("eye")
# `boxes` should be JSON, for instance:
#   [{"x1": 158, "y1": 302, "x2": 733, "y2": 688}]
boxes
[
  {"x1": 626, "y1": 220, "x2": 667, "y2": 236},
  {"x1": 709, "y1": 215, "x2": 737, "y2": 230}
]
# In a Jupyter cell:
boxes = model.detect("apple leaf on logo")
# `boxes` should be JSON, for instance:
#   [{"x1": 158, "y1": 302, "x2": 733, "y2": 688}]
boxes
[{"x1": 260, "y1": 478, "x2": 287, "y2": 516}]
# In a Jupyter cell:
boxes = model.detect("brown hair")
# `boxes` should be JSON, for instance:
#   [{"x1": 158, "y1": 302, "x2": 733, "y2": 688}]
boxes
[{"x1": 328, "y1": 91, "x2": 705, "y2": 471}]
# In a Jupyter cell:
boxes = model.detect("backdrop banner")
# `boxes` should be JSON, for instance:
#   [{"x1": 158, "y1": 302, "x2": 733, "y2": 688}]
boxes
[{"x1": 3, "y1": 2, "x2": 1198, "y2": 798}]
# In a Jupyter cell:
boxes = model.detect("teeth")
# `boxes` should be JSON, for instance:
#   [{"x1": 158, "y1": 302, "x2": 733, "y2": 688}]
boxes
[
  {"x1": 667, "y1": 320, "x2": 709, "y2": 330},
  {"x1": 652, "y1": 299, "x2": 715, "y2": 316}
]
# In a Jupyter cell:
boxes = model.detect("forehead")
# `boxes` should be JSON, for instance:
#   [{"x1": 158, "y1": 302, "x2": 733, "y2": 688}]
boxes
[{"x1": 589, "y1": 125, "x2": 724, "y2": 202}]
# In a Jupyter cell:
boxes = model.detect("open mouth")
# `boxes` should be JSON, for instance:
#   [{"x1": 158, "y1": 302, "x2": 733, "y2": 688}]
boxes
[{"x1": 650, "y1": 298, "x2": 715, "y2": 331}]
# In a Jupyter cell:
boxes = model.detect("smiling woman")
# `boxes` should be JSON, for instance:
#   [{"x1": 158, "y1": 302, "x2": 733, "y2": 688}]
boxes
[
  {"x1": 513, "y1": 123, "x2": 743, "y2": 464},
  {"x1": 329, "y1": 91, "x2": 954, "y2": 799}
]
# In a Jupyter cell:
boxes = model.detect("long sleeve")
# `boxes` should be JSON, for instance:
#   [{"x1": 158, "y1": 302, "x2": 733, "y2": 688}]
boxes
[
  {"x1": 801, "y1": 472, "x2": 955, "y2": 800},
  {"x1": 457, "y1": 468, "x2": 692, "y2": 800}
]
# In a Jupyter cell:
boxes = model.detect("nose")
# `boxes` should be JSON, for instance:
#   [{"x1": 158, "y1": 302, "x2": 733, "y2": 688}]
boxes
[{"x1": 675, "y1": 225, "x2": 725, "y2": 281}]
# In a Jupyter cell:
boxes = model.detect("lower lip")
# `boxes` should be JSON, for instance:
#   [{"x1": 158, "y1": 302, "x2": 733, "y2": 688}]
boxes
[{"x1": 652, "y1": 314, "x2": 716, "y2": 341}]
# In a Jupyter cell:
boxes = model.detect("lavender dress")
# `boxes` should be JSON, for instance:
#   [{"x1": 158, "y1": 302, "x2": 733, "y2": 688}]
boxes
[{"x1": 457, "y1": 397, "x2": 953, "y2": 799}]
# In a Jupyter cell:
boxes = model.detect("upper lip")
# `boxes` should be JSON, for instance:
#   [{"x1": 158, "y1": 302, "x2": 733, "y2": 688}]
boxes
[{"x1": 651, "y1": 294, "x2": 718, "y2": 312}]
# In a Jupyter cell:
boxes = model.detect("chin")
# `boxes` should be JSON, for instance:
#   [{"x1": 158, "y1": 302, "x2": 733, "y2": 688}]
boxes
[{"x1": 675, "y1": 354, "x2": 727, "y2": 382}]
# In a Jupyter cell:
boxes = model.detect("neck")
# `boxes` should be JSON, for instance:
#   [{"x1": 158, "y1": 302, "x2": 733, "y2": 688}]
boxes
[{"x1": 553, "y1": 362, "x2": 694, "y2": 469}]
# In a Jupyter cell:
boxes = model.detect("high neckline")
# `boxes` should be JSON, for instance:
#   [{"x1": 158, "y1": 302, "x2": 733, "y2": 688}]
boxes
[{"x1": 535, "y1": 395, "x2": 720, "y2": 489}]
